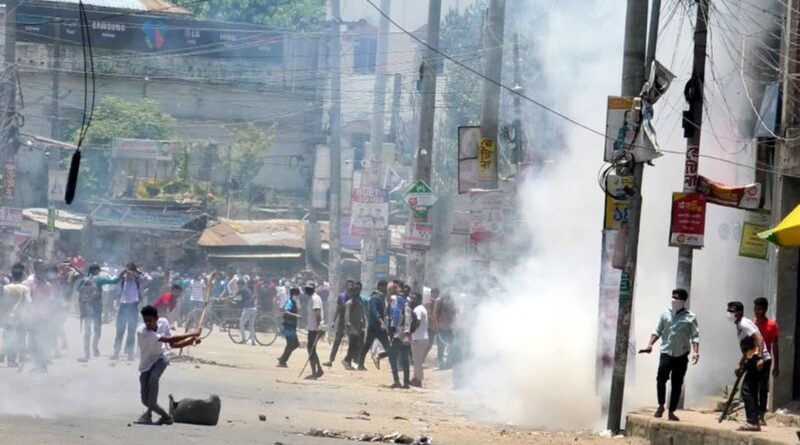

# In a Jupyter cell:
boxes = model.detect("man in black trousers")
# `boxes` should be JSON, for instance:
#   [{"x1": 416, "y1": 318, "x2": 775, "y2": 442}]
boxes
[{"x1": 639, "y1": 288, "x2": 700, "y2": 422}]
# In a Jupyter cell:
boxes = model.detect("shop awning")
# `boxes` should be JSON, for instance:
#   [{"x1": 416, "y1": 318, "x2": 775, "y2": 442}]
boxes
[
  {"x1": 759, "y1": 204, "x2": 800, "y2": 246},
  {"x1": 207, "y1": 252, "x2": 302, "y2": 259},
  {"x1": 23, "y1": 208, "x2": 86, "y2": 230}
]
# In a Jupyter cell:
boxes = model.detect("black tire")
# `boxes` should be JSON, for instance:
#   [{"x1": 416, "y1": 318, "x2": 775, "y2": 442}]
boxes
[
  {"x1": 254, "y1": 314, "x2": 280, "y2": 346},
  {"x1": 185, "y1": 308, "x2": 214, "y2": 339}
]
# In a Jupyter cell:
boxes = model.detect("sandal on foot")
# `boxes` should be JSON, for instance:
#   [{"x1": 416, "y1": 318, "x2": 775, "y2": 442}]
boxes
[{"x1": 737, "y1": 423, "x2": 761, "y2": 432}]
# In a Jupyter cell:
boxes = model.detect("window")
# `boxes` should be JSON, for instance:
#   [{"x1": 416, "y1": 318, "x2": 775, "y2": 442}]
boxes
[{"x1": 353, "y1": 37, "x2": 377, "y2": 74}]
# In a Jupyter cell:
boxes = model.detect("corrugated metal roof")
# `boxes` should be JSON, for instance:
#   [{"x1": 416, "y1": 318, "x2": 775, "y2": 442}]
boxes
[
  {"x1": 41, "y1": 0, "x2": 188, "y2": 13},
  {"x1": 23, "y1": 208, "x2": 86, "y2": 230},
  {"x1": 199, "y1": 219, "x2": 330, "y2": 249},
  {"x1": 207, "y1": 253, "x2": 303, "y2": 259}
]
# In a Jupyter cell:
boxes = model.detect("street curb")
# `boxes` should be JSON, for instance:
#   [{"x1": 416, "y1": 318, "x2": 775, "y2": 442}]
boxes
[{"x1": 626, "y1": 414, "x2": 795, "y2": 445}]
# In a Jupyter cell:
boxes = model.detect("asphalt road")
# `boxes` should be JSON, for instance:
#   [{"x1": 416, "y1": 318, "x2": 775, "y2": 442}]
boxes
[{"x1": 0, "y1": 317, "x2": 647, "y2": 445}]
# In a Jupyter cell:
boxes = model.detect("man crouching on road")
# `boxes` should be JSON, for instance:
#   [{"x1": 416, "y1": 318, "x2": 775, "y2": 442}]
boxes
[
  {"x1": 135, "y1": 305, "x2": 201, "y2": 425},
  {"x1": 639, "y1": 288, "x2": 700, "y2": 422}
]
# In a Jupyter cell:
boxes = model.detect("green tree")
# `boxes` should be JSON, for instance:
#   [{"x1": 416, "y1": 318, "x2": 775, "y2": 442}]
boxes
[
  {"x1": 227, "y1": 122, "x2": 274, "y2": 196},
  {"x1": 177, "y1": 0, "x2": 325, "y2": 28},
  {"x1": 73, "y1": 96, "x2": 176, "y2": 146},
  {"x1": 68, "y1": 96, "x2": 176, "y2": 200},
  {"x1": 434, "y1": 3, "x2": 485, "y2": 194}
]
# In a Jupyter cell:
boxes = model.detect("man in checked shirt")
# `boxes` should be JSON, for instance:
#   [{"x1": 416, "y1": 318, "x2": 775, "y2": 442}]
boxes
[{"x1": 638, "y1": 288, "x2": 700, "y2": 422}]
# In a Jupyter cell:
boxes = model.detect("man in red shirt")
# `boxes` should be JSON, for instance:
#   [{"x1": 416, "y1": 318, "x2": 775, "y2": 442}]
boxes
[
  {"x1": 754, "y1": 297, "x2": 780, "y2": 426},
  {"x1": 153, "y1": 284, "x2": 183, "y2": 328}
]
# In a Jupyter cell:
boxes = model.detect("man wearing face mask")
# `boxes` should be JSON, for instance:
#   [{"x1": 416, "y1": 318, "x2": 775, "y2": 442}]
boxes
[
  {"x1": 728, "y1": 301, "x2": 769, "y2": 432},
  {"x1": 639, "y1": 289, "x2": 699, "y2": 422}
]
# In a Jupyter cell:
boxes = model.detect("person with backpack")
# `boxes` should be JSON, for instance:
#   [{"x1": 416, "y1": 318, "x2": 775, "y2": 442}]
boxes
[
  {"x1": 388, "y1": 283, "x2": 412, "y2": 389},
  {"x1": 409, "y1": 292, "x2": 428, "y2": 387},
  {"x1": 77, "y1": 264, "x2": 121, "y2": 362},
  {"x1": 113, "y1": 263, "x2": 151, "y2": 361}
]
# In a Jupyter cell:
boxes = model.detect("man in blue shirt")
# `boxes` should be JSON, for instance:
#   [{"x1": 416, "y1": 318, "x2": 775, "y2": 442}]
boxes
[
  {"x1": 359, "y1": 280, "x2": 391, "y2": 369},
  {"x1": 639, "y1": 288, "x2": 700, "y2": 422},
  {"x1": 277, "y1": 288, "x2": 301, "y2": 367}
]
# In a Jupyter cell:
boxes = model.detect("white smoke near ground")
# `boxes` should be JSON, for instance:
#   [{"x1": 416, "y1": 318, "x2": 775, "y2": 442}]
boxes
[{"x1": 439, "y1": 0, "x2": 777, "y2": 431}]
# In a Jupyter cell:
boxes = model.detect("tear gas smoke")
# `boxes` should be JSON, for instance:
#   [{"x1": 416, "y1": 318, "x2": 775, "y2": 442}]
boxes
[{"x1": 438, "y1": 0, "x2": 777, "y2": 431}]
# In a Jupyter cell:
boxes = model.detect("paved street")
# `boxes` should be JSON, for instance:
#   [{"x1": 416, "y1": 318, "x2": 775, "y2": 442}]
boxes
[{"x1": 0, "y1": 318, "x2": 646, "y2": 445}]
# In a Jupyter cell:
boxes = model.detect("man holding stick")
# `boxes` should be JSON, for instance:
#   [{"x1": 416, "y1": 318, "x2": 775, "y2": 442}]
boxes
[
  {"x1": 639, "y1": 288, "x2": 700, "y2": 422},
  {"x1": 728, "y1": 301, "x2": 769, "y2": 432},
  {"x1": 135, "y1": 305, "x2": 201, "y2": 426}
]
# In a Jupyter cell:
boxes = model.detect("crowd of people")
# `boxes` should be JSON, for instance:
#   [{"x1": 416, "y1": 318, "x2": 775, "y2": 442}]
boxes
[
  {"x1": 276, "y1": 278, "x2": 458, "y2": 388},
  {"x1": 0, "y1": 257, "x2": 461, "y2": 425}
]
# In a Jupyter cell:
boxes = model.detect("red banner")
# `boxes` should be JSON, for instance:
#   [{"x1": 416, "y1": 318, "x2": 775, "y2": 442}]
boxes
[
  {"x1": 697, "y1": 175, "x2": 761, "y2": 209},
  {"x1": 670, "y1": 192, "x2": 706, "y2": 248}
]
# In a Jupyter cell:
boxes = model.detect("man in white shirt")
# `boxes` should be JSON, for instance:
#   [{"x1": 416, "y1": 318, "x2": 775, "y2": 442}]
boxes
[
  {"x1": 189, "y1": 275, "x2": 207, "y2": 311},
  {"x1": 135, "y1": 305, "x2": 201, "y2": 426},
  {"x1": 2, "y1": 263, "x2": 31, "y2": 367},
  {"x1": 728, "y1": 301, "x2": 770, "y2": 432},
  {"x1": 410, "y1": 292, "x2": 429, "y2": 388},
  {"x1": 303, "y1": 283, "x2": 325, "y2": 379}
]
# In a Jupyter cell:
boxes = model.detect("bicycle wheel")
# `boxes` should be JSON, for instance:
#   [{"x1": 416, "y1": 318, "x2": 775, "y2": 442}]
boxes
[
  {"x1": 254, "y1": 314, "x2": 280, "y2": 346},
  {"x1": 185, "y1": 308, "x2": 214, "y2": 339},
  {"x1": 226, "y1": 318, "x2": 245, "y2": 344}
]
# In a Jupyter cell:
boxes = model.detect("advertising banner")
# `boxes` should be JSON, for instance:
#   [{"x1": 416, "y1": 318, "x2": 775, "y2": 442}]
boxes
[
  {"x1": 604, "y1": 96, "x2": 638, "y2": 162},
  {"x1": 340, "y1": 217, "x2": 362, "y2": 250},
  {"x1": 457, "y1": 126, "x2": 480, "y2": 194},
  {"x1": 48, "y1": 170, "x2": 68, "y2": 202},
  {"x1": 740, "y1": 222, "x2": 768, "y2": 259},
  {"x1": 111, "y1": 139, "x2": 181, "y2": 161},
  {"x1": 17, "y1": 3, "x2": 284, "y2": 61},
  {"x1": 4, "y1": 159, "x2": 16, "y2": 200},
  {"x1": 477, "y1": 138, "x2": 496, "y2": 186},
  {"x1": 0, "y1": 207, "x2": 23, "y2": 227},
  {"x1": 669, "y1": 192, "x2": 707, "y2": 248},
  {"x1": 404, "y1": 222, "x2": 433, "y2": 250},
  {"x1": 350, "y1": 187, "x2": 388, "y2": 237},
  {"x1": 603, "y1": 175, "x2": 634, "y2": 230},
  {"x1": 697, "y1": 175, "x2": 761, "y2": 210}
]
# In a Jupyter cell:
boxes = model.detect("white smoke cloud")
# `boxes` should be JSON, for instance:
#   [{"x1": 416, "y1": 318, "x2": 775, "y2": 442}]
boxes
[{"x1": 442, "y1": 0, "x2": 777, "y2": 431}]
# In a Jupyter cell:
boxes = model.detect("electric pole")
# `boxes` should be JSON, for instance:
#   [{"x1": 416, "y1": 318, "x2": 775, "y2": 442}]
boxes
[
  {"x1": 328, "y1": 0, "x2": 343, "y2": 317},
  {"x1": 606, "y1": 0, "x2": 650, "y2": 434},
  {"x1": 361, "y1": 0, "x2": 391, "y2": 289},
  {"x1": 477, "y1": 0, "x2": 506, "y2": 190},
  {"x1": 5, "y1": 0, "x2": 15, "y2": 68},
  {"x1": 675, "y1": 0, "x2": 709, "y2": 297},
  {"x1": 46, "y1": 20, "x2": 61, "y2": 261},
  {"x1": 406, "y1": 0, "x2": 441, "y2": 293},
  {"x1": 390, "y1": 73, "x2": 402, "y2": 144},
  {"x1": 511, "y1": 33, "x2": 524, "y2": 173},
  {"x1": 1, "y1": 0, "x2": 18, "y2": 268}
]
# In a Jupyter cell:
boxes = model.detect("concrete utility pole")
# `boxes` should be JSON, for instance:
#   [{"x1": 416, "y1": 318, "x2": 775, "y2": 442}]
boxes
[
  {"x1": 328, "y1": 0, "x2": 343, "y2": 316},
  {"x1": 675, "y1": 0, "x2": 709, "y2": 296},
  {"x1": 406, "y1": 0, "x2": 441, "y2": 293},
  {"x1": 606, "y1": 0, "x2": 650, "y2": 434},
  {"x1": 45, "y1": 21, "x2": 62, "y2": 261},
  {"x1": 477, "y1": 0, "x2": 506, "y2": 190},
  {"x1": 511, "y1": 33, "x2": 524, "y2": 171},
  {"x1": 360, "y1": 0, "x2": 391, "y2": 289},
  {"x1": 390, "y1": 73, "x2": 402, "y2": 144},
  {"x1": 5, "y1": 0, "x2": 15, "y2": 69}
]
